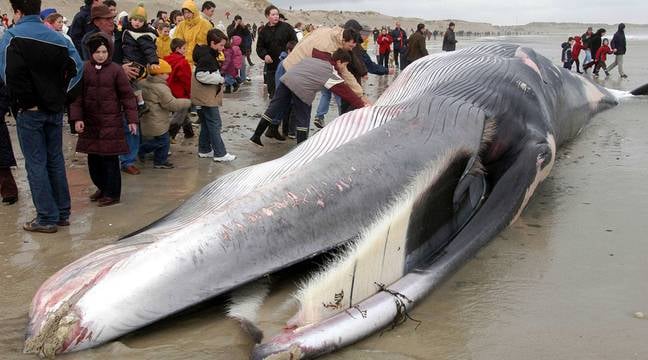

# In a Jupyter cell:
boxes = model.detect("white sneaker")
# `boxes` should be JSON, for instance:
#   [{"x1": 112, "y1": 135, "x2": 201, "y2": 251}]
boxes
[
  {"x1": 213, "y1": 153, "x2": 236, "y2": 162},
  {"x1": 198, "y1": 150, "x2": 214, "y2": 158}
]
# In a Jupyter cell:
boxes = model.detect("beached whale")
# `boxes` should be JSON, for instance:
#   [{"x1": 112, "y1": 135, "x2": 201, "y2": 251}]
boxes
[{"x1": 24, "y1": 43, "x2": 646, "y2": 358}]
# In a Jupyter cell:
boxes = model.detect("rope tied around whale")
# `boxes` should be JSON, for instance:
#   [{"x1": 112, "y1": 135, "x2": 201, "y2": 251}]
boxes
[{"x1": 374, "y1": 282, "x2": 423, "y2": 331}]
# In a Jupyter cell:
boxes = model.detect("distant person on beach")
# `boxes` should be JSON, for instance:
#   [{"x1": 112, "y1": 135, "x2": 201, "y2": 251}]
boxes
[
  {"x1": 608, "y1": 23, "x2": 628, "y2": 78},
  {"x1": 372, "y1": 27, "x2": 379, "y2": 43},
  {"x1": 405, "y1": 23, "x2": 429, "y2": 68},
  {"x1": 593, "y1": 38, "x2": 613, "y2": 78},
  {"x1": 390, "y1": 21, "x2": 407, "y2": 70},
  {"x1": 571, "y1": 36, "x2": 584, "y2": 73},
  {"x1": 561, "y1": 37, "x2": 574, "y2": 70},
  {"x1": 377, "y1": 28, "x2": 393, "y2": 68},
  {"x1": 442, "y1": 22, "x2": 457, "y2": 51},
  {"x1": 583, "y1": 28, "x2": 606, "y2": 72},
  {"x1": 69, "y1": 0, "x2": 102, "y2": 53},
  {"x1": 0, "y1": 0, "x2": 83, "y2": 232},
  {"x1": 71, "y1": 33, "x2": 138, "y2": 207},
  {"x1": 580, "y1": 27, "x2": 594, "y2": 67}
]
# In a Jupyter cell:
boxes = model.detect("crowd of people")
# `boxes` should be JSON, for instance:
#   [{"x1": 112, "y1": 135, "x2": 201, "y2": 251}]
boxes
[
  {"x1": 0, "y1": 0, "x2": 633, "y2": 234},
  {"x1": 561, "y1": 24, "x2": 628, "y2": 78}
]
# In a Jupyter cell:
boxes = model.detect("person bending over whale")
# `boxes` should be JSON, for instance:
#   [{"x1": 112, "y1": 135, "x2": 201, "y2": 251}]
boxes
[{"x1": 250, "y1": 48, "x2": 368, "y2": 145}]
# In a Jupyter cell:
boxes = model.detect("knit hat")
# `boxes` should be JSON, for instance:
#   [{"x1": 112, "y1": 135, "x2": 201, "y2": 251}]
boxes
[
  {"x1": 149, "y1": 59, "x2": 172, "y2": 75},
  {"x1": 40, "y1": 8, "x2": 57, "y2": 20},
  {"x1": 130, "y1": 3, "x2": 147, "y2": 22},
  {"x1": 86, "y1": 33, "x2": 113, "y2": 58}
]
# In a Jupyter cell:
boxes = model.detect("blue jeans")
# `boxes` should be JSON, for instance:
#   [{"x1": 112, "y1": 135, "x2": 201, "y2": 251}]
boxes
[
  {"x1": 198, "y1": 106, "x2": 227, "y2": 157},
  {"x1": 139, "y1": 132, "x2": 170, "y2": 165},
  {"x1": 224, "y1": 74, "x2": 237, "y2": 87},
  {"x1": 315, "y1": 89, "x2": 341, "y2": 119},
  {"x1": 15, "y1": 111, "x2": 70, "y2": 225},
  {"x1": 119, "y1": 117, "x2": 140, "y2": 168},
  {"x1": 583, "y1": 49, "x2": 592, "y2": 64}
]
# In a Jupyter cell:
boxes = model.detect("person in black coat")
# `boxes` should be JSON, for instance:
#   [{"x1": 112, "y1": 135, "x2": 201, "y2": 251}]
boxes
[
  {"x1": 0, "y1": 79, "x2": 17, "y2": 204},
  {"x1": 583, "y1": 28, "x2": 606, "y2": 71},
  {"x1": 608, "y1": 23, "x2": 627, "y2": 78},
  {"x1": 442, "y1": 22, "x2": 457, "y2": 51},
  {"x1": 255, "y1": 5, "x2": 297, "y2": 98}
]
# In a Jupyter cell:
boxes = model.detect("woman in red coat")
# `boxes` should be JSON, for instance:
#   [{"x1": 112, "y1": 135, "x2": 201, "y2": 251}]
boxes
[
  {"x1": 377, "y1": 28, "x2": 393, "y2": 68},
  {"x1": 70, "y1": 33, "x2": 138, "y2": 207}
]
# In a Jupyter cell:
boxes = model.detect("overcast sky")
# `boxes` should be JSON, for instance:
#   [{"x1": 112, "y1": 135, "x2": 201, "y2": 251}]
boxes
[{"x1": 272, "y1": 0, "x2": 647, "y2": 26}]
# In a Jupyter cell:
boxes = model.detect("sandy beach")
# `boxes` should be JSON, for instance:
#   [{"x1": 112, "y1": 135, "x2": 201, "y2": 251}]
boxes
[{"x1": 1, "y1": 35, "x2": 647, "y2": 359}]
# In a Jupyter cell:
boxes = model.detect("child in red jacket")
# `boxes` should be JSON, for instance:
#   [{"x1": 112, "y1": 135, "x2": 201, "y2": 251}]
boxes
[
  {"x1": 594, "y1": 38, "x2": 613, "y2": 77},
  {"x1": 222, "y1": 35, "x2": 243, "y2": 93},
  {"x1": 163, "y1": 38, "x2": 194, "y2": 141},
  {"x1": 571, "y1": 36, "x2": 583, "y2": 74}
]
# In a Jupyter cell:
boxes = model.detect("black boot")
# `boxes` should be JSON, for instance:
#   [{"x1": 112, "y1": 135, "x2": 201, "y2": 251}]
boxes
[
  {"x1": 296, "y1": 130, "x2": 309, "y2": 144},
  {"x1": 182, "y1": 119, "x2": 194, "y2": 138},
  {"x1": 250, "y1": 120, "x2": 270, "y2": 147},
  {"x1": 169, "y1": 123, "x2": 181, "y2": 139},
  {"x1": 265, "y1": 124, "x2": 286, "y2": 141}
]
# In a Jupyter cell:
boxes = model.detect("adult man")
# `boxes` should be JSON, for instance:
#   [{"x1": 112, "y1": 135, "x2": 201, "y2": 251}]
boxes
[
  {"x1": 608, "y1": 23, "x2": 627, "y2": 78},
  {"x1": 174, "y1": 0, "x2": 213, "y2": 65},
  {"x1": 256, "y1": 5, "x2": 297, "y2": 99},
  {"x1": 405, "y1": 23, "x2": 428, "y2": 67},
  {"x1": 80, "y1": 4, "x2": 115, "y2": 60},
  {"x1": 442, "y1": 22, "x2": 457, "y2": 51},
  {"x1": 68, "y1": 0, "x2": 102, "y2": 53},
  {"x1": 201, "y1": 1, "x2": 215, "y2": 26},
  {"x1": 227, "y1": 15, "x2": 252, "y2": 80},
  {"x1": 390, "y1": 21, "x2": 407, "y2": 70},
  {"x1": 0, "y1": 0, "x2": 83, "y2": 233}
]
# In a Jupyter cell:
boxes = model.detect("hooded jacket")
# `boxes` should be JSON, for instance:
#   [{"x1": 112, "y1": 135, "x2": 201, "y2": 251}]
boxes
[
  {"x1": 191, "y1": 44, "x2": 224, "y2": 107},
  {"x1": 139, "y1": 75, "x2": 191, "y2": 137},
  {"x1": 164, "y1": 51, "x2": 192, "y2": 99},
  {"x1": 572, "y1": 36, "x2": 583, "y2": 60},
  {"x1": 156, "y1": 32, "x2": 172, "y2": 59},
  {"x1": 611, "y1": 23, "x2": 626, "y2": 55},
  {"x1": 173, "y1": 0, "x2": 213, "y2": 65},
  {"x1": 122, "y1": 22, "x2": 159, "y2": 66},
  {"x1": 70, "y1": 33, "x2": 138, "y2": 156},
  {"x1": 222, "y1": 36, "x2": 243, "y2": 78}
]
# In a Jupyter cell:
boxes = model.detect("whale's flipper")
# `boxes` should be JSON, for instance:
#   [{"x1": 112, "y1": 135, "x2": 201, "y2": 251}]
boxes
[{"x1": 631, "y1": 83, "x2": 648, "y2": 96}]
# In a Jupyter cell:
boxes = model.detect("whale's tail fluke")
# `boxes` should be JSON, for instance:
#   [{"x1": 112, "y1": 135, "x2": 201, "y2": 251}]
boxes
[{"x1": 630, "y1": 83, "x2": 648, "y2": 96}]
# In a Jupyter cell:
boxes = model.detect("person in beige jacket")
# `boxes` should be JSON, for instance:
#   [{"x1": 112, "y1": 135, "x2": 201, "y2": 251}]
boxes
[
  {"x1": 282, "y1": 26, "x2": 364, "y2": 99},
  {"x1": 138, "y1": 59, "x2": 191, "y2": 169}
]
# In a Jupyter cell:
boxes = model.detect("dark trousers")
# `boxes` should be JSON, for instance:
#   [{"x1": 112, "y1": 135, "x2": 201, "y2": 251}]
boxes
[
  {"x1": 379, "y1": 51, "x2": 390, "y2": 68},
  {"x1": 139, "y1": 133, "x2": 170, "y2": 165},
  {"x1": 393, "y1": 49, "x2": 401, "y2": 66},
  {"x1": 262, "y1": 83, "x2": 312, "y2": 142},
  {"x1": 264, "y1": 64, "x2": 277, "y2": 98},
  {"x1": 15, "y1": 111, "x2": 70, "y2": 225},
  {"x1": 0, "y1": 167, "x2": 18, "y2": 200},
  {"x1": 88, "y1": 154, "x2": 121, "y2": 199}
]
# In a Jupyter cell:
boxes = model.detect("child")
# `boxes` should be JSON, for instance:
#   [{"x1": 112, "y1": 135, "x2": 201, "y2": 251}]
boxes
[
  {"x1": 594, "y1": 38, "x2": 613, "y2": 77},
  {"x1": 138, "y1": 59, "x2": 191, "y2": 169},
  {"x1": 164, "y1": 38, "x2": 194, "y2": 141},
  {"x1": 561, "y1": 37, "x2": 574, "y2": 70},
  {"x1": 70, "y1": 33, "x2": 138, "y2": 207},
  {"x1": 44, "y1": 13, "x2": 72, "y2": 43},
  {"x1": 571, "y1": 36, "x2": 583, "y2": 74},
  {"x1": 222, "y1": 35, "x2": 243, "y2": 93},
  {"x1": 156, "y1": 22, "x2": 172, "y2": 59},
  {"x1": 192, "y1": 29, "x2": 236, "y2": 162},
  {"x1": 250, "y1": 48, "x2": 367, "y2": 146},
  {"x1": 122, "y1": 3, "x2": 160, "y2": 113}
]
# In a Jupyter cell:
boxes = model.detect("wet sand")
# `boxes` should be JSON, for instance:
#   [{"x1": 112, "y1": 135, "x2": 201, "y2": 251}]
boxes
[{"x1": 2, "y1": 36, "x2": 647, "y2": 359}]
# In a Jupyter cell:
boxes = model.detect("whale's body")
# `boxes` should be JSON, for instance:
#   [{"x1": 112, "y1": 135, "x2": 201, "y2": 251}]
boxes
[{"x1": 25, "y1": 43, "x2": 643, "y2": 358}]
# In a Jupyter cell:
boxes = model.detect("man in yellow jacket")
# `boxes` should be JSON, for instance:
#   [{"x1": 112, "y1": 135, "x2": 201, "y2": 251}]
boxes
[{"x1": 173, "y1": 0, "x2": 212, "y2": 65}]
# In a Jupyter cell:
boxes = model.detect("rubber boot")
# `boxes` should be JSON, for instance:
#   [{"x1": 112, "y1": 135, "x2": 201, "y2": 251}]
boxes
[
  {"x1": 266, "y1": 124, "x2": 286, "y2": 141},
  {"x1": 250, "y1": 119, "x2": 270, "y2": 147},
  {"x1": 296, "y1": 130, "x2": 309, "y2": 144},
  {"x1": 0, "y1": 167, "x2": 18, "y2": 204}
]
